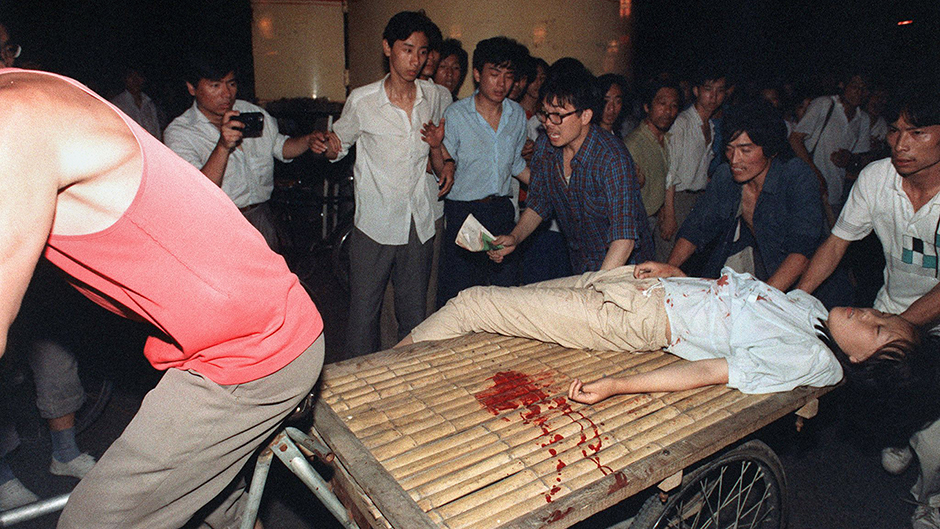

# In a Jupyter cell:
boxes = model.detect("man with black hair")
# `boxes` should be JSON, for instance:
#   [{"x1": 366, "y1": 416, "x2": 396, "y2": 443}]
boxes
[
  {"x1": 789, "y1": 70, "x2": 872, "y2": 213},
  {"x1": 489, "y1": 59, "x2": 651, "y2": 273},
  {"x1": 418, "y1": 16, "x2": 443, "y2": 82},
  {"x1": 660, "y1": 64, "x2": 729, "y2": 259},
  {"x1": 641, "y1": 98, "x2": 850, "y2": 307},
  {"x1": 796, "y1": 86, "x2": 940, "y2": 529},
  {"x1": 435, "y1": 36, "x2": 530, "y2": 307},
  {"x1": 311, "y1": 11, "x2": 452, "y2": 357},
  {"x1": 434, "y1": 38, "x2": 468, "y2": 100},
  {"x1": 165, "y1": 51, "x2": 321, "y2": 252},
  {"x1": 508, "y1": 46, "x2": 534, "y2": 103},
  {"x1": 625, "y1": 77, "x2": 681, "y2": 262}
]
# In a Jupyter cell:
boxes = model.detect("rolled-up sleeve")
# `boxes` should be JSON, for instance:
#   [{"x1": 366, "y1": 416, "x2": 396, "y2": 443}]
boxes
[
  {"x1": 526, "y1": 135, "x2": 554, "y2": 220},
  {"x1": 782, "y1": 163, "x2": 825, "y2": 257},
  {"x1": 676, "y1": 168, "x2": 730, "y2": 248},
  {"x1": 604, "y1": 151, "x2": 639, "y2": 243}
]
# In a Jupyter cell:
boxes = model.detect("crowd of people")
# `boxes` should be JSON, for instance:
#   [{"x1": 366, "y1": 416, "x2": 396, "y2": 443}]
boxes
[{"x1": 2, "y1": 7, "x2": 940, "y2": 529}]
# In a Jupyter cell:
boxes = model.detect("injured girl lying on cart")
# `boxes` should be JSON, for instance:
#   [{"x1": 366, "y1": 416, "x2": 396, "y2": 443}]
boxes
[{"x1": 398, "y1": 264, "x2": 934, "y2": 403}]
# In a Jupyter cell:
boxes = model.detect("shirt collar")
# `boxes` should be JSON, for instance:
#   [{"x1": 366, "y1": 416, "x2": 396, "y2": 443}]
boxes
[
  {"x1": 570, "y1": 124, "x2": 601, "y2": 167},
  {"x1": 759, "y1": 158, "x2": 785, "y2": 195},
  {"x1": 378, "y1": 74, "x2": 426, "y2": 109}
]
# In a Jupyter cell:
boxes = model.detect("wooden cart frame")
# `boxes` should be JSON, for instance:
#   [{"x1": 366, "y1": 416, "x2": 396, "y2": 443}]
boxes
[{"x1": 270, "y1": 333, "x2": 830, "y2": 529}]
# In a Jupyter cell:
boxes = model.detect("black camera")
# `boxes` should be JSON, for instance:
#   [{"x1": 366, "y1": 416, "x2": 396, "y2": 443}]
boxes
[{"x1": 231, "y1": 112, "x2": 264, "y2": 138}]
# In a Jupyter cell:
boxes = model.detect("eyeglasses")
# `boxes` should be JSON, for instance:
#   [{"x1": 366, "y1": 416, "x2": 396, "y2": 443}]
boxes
[
  {"x1": 1, "y1": 43, "x2": 21, "y2": 60},
  {"x1": 536, "y1": 109, "x2": 580, "y2": 125}
]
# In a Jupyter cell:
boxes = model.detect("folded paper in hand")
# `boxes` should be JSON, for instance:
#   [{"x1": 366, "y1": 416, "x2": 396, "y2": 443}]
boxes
[{"x1": 455, "y1": 214, "x2": 503, "y2": 252}]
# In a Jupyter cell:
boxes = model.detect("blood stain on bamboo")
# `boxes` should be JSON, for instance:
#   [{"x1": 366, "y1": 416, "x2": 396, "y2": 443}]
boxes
[
  {"x1": 475, "y1": 370, "x2": 609, "y2": 504},
  {"x1": 543, "y1": 507, "x2": 573, "y2": 524},
  {"x1": 608, "y1": 471, "x2": 629, "y2": 494}
]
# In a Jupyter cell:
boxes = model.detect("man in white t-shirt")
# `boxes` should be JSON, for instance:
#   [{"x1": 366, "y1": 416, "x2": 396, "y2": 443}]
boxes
[
  {"x1": 796, "y1": 86, "x2": 940, "y2": 529},
  {"x1": 789, "y1": 71, "x2": 872, "y2": 211}
]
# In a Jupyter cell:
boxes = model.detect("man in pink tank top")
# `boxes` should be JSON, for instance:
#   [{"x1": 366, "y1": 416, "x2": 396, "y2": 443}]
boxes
[{"x1": 0, "y1": 68, "x2": 325, "y2": 528}]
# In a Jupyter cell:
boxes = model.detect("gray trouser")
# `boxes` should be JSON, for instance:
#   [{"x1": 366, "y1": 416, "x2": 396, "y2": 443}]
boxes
[
  {"x1": 240, "y1": 201, "x2": 281, "y2": 254},
  {"x1": 29, "y1": 339, "x2": 85, "y2": 420},
  {"x1": 346, "y1": 222, "x2": 433, "y2": 358},
  {"x1": 58, "y1": 335, "x2": 324, "y2": 529},
  {"x1": 658, "y1": 190, "x2": 701, "y2": 261},
  {"x1": 911, "y1": 417, "x2": 940, "y2": 507}
]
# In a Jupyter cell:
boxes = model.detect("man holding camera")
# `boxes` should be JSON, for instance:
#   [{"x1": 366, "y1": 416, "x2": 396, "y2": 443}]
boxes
[{"x1": 165, "y1": 51, "x2": 320, "y2": 252}]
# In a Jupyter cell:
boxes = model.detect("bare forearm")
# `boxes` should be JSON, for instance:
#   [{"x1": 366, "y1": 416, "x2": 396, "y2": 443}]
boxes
[
  {"x1": 200, "y1": 144, "x2": 230, "y2": 187},
  {"x1": 600, "y1": 238, "x2": 634, "y2": 270},
  {"x1": 902, "y1": 286, "x2": 940, "y2": 329},
  {"x1": 766, "y1": 253, "x2": 809, "y2": 292},
  {"x1": 789, "y1": 132, "x2": 815, "y2": 171},
  {"x1": 282, "y1": 134, "x2": 312, "y2": 159},
  {"x1": 614, "y1": 358, "x2": 729, "y2": 393},
  {"x1": 428, "y1": 144, "x2": 446, "y2": 177},
  {"x1": 666, "y1": 237, "x2": 697, "y2": 268},
  {"x1": 509, "y1": 208, "x2": 544, "y2": 244},
  {"x1": 796, "y1": 234, "x2": 850, "y2": 294}
]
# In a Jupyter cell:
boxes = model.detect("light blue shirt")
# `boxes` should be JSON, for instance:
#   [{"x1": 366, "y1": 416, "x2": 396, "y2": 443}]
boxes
[
  {"x1": 442, "y1": 93, "x2": 527, "y2": 201},
  {"x1": 660, "y1": 268, "x2": 843, "y2": 394}
]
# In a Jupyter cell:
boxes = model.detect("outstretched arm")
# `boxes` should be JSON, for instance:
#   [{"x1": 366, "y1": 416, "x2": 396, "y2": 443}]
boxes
[
  {"x1": 0, "y1": 105, "x2": 59, "y2": 358},
  {"x1": 568, "y1": 358, "x2": 729, "y2": 404},
  {"x1": 796, "y1": 233, "x2": 850, "y2": 294}
]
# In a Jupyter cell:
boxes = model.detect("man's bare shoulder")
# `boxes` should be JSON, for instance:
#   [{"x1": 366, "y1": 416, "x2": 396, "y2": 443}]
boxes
[{"x1": 0, "y1": 70, "x2": 140, "y2": 184}]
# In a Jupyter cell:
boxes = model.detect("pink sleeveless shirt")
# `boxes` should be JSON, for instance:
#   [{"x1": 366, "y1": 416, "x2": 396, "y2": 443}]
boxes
[{"x1": 31, "y1": 70, "x2": 323, "y2": 385}]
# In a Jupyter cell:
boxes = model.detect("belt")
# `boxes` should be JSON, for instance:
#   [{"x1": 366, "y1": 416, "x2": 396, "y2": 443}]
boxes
[
  {"x1": 466, "y1": 195, "x2": 511, "y2": 204},
  {"x1": 239, "y1": 202, "x2": 266, "y2": 214}
]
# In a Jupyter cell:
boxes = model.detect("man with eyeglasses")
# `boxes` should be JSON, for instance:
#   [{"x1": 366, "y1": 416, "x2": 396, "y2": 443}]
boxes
[{"x1": 489, "y1": 59, "x2": 652, "y2": 274}]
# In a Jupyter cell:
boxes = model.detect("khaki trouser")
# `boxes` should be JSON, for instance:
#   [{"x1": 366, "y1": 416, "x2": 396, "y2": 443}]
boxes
[
  {"x1": 59, "y1": 335, "x2": 325, "y2": 529},
  {"x1": 411, "y1": 266, "x2": 669, "y2": 353}
]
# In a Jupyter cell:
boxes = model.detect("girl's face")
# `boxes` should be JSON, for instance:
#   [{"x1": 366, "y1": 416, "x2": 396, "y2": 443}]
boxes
[{"x1": 827, "y1": 308, "x2": 915, "y2": 362}]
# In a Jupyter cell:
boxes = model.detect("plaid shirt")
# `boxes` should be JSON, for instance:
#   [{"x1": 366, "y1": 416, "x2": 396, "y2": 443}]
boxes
[{"x1": 527, "y1": 125, "x2": 653, "y2": 273}]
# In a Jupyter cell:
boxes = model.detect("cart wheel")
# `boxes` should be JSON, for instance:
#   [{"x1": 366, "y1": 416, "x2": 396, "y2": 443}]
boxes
[{"x1": 630, "y1": 440, "x2": 787, "y2": 529}]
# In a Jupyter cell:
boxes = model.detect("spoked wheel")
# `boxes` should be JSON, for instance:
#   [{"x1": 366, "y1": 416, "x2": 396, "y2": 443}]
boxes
[{"x1": 631, "y1": 440, "x2": 787, "y2": 529}]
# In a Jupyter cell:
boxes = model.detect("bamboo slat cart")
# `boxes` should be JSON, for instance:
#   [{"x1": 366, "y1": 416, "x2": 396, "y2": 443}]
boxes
[{"x1": 311, "y1": 333, "x2": 830, "y2": 529}]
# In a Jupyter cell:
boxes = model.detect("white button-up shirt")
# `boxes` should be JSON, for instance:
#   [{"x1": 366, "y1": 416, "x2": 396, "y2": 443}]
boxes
[
  {"x1": 110, "y1": 89, "x2": 162, "y2": 140},
  {"x1": 661, "y1": 268, "x2": 842, "y2": 394},
  {"x1": 332, "y1": 76, "x2": 449, "y2": 245},
  {"x1": 665, "y1": 105, "x2": 714, "y2": 192},
  {"x1": 165, "y1": 100, "x2": 289, "y2": 209},
  {"x1": 795, "y1": 95, "x2": 871, "y2": 205}
]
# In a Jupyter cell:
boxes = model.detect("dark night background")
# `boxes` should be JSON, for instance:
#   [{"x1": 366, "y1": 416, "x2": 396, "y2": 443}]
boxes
[{"x1": 1, "y1": 0, "x2": 937, "y2": 121}]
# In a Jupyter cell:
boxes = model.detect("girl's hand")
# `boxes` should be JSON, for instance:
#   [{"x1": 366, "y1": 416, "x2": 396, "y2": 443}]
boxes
[{"x1": 568, "y1": 378, "x2": 615, "y2": 404}]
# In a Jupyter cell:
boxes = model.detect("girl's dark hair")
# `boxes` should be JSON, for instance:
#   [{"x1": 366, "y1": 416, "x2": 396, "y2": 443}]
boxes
[{"x1": 816, "y1": 319, "x2": 940, "y2": 446}]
